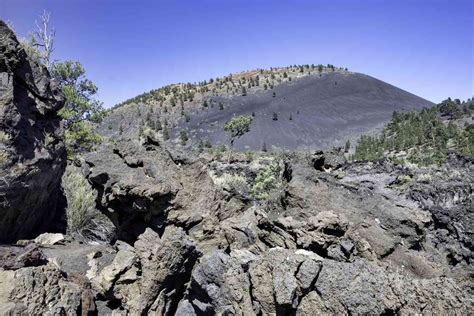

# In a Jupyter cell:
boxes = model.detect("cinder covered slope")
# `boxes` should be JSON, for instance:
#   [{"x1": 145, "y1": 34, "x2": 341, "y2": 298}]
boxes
[{"x1": 177, "y1": 72, "x2": 433, "y2": 150}]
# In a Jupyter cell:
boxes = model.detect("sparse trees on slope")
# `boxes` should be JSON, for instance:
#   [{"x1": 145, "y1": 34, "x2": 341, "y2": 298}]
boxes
[{"x1": 354, "y1": 105, "x2": 473, "y2": 165}]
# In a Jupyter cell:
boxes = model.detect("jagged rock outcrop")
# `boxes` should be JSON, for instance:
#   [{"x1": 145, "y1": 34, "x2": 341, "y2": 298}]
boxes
[
  {"x1": 83, "y1": 139, "x2": 237, "y2": 245},
  {"x1": 82, "y1": 145, "x2": 473, "y2": 314},
  {"x1": 0, "y1": 123, "x2": 472, "y2": 314},
  {"x1": 0, "y1": 21, "x2": 66, "y2": 242},
  {"x1": 408, "y1": 153, "x2": 473, "y2": 265}
]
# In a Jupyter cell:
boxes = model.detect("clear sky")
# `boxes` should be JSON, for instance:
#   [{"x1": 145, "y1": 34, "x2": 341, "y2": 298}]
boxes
[{"x1": 1, "y1": 0, "x2": 473, "y2": 108}]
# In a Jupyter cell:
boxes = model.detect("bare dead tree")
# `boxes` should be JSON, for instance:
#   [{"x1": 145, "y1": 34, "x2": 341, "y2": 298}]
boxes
[{"x1": 34, "y1": 10, "x2": 56, "y2": 69}]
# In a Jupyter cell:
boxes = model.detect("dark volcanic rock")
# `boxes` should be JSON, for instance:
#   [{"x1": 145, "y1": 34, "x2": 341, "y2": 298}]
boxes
[
  {"x1": 83, "y1": 139, "x2": 223, "y2": 243},
  {"x1": 84, "y1": 140, "x2": 182, "y2": 242},
  {"x1": 1, "y1": 139, "x2": 471, "y2": 313},
  {"x1": 0, "y1": 21, "x2": 66, "y2": 242},
  {"x1": 407, "y1": 154, "x2": 474, "y2": 265},
  {"x1": 93, "y1": 227, "x2": 200, "y2": 315},
  {"x1": 312, "y1": 148, "x2": 346, "y2": 171},
  {"x1": 0, "y1": 244, "x2": 46, "y2": 270}
]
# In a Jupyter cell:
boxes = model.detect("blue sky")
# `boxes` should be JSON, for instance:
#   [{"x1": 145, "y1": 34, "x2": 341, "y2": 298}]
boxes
[{"x1": 1, "y1": 0, "x2": 472, "y2": 107}]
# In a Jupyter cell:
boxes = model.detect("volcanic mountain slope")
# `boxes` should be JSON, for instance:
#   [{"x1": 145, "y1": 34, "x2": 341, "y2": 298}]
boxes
[
  {"x1": 100, "y1": 68, "x2": 433, "y2": 151},
  {"x1": 177, "y1": 72, "x2": 433, "y2": 151}
]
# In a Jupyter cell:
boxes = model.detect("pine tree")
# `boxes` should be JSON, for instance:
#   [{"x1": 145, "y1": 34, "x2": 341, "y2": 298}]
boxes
[
  {"x1": 155, "y1": 119, "x2": 162, "y2": 131},
  {"x1": 197, "y1": 139, "x2": 204, "y2": 153},
  {"x1": 162, "y1": 126, "x2": 169, "y2": 141},
  {"x1": 180, "y1": 130, "x2": 188, "y2": 145},
  {"x1": 146, "y1": 111, "x2": 154, "y2": 129}
]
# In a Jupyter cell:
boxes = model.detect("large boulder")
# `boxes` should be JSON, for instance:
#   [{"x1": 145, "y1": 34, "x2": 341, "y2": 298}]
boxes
[
  {"x1": 0, "y1": 21, "x2": 66, "y2": 242},
  {"x1": 0, "y1": 244, "x2": 46, "y2": 270},
  {"x1": 0, "y1": 264, "x2": 93, "y2": 315},
  {"x1": 83, "y1": 139, "x2": 223, "y2": 243},
  {"x1": 93, "y1": 227, "x2": 201, "y2": 315}
]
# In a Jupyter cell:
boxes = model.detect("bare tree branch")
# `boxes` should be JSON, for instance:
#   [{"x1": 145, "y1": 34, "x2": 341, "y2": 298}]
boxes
[{"x1": 34, "y1": 10, "x2": 55, "y2": 69}]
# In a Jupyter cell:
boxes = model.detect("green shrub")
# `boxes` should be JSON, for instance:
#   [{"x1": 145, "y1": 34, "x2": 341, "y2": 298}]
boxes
[
  {"x1": 214, "y1": 144, "x2": 227, "y2": 160},
  {"x1": 210, "y1": 172, "x2": 249, "y2": 196},
  {"x1": 251, "y1": 162, "x2": 282, "y2": 200}
]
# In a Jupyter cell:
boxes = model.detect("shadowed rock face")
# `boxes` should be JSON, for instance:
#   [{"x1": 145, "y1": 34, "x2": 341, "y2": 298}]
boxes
[{"x1": 0, "y1": 21, "x2": 66, "y2": 242}]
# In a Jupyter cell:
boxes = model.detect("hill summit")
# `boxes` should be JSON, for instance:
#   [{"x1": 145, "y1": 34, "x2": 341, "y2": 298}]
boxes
[{"x1": 100, "y1": 65, "x2": 433, "y2": 151}]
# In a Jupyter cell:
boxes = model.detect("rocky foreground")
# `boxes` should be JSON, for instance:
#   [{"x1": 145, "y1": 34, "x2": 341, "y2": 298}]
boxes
[
  {"x1": 1, "y1": 138, "x2": 472, "y2": 314},
  {"x1": 0, "y1": 20, "x2": 472, "y2": 315}
]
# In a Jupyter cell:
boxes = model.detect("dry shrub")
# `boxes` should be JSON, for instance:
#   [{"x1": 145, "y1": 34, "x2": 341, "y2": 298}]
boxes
[{"x1": 62, "y1": 165, "x2": 115, "y2": 243}]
